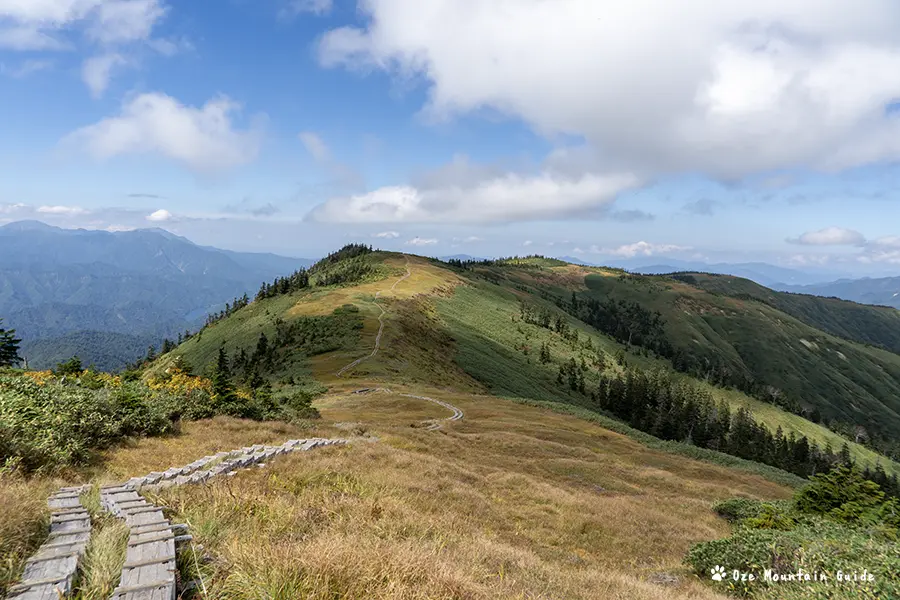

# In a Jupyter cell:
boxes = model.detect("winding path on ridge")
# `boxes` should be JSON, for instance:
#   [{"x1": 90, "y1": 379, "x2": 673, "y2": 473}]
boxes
[
  {"x1": 335, "y1": 256, "x2": 411, "y2": 377},
  {"x1": 6, "y1": 259, "x2": 468, "y2": 599},
  {"x1": 334, "y1": 256, "x2": 464, "y2": 430}
]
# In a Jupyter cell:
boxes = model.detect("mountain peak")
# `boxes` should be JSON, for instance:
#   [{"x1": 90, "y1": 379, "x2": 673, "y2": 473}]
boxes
[{"x1": 0, "y1": 220, "x2": 61, "y2": 233}]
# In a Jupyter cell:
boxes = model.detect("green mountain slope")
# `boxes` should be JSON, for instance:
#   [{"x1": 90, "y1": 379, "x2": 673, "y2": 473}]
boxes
[
  {"x1": 567, "y1": 270, "x2": 900, "y2": 441},
  {"x1": 674, "y1": 272, "x2": 900, "y2": 352},
  {"x1": 152, "y1": 250, "x2": 900, "y2": 479}
]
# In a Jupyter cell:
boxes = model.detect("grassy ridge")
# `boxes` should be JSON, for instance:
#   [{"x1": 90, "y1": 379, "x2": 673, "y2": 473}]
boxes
[
  {"x1": 577, "y1": 271, "x2": 900, "y2": 438},
  {"x1": 682, "y1": 272, "x2": 900, "y2": 353},
  {"x1": 433, "y1": 274, "x2": 900, "y2": 477}
]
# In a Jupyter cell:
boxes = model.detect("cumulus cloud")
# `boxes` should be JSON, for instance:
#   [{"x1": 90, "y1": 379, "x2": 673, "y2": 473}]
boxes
[
  {"x1": 0, "y1": 59, "x2": 54, "y2": 77},
  {"x1": 299, "y1": 131, "x2": 330, "y2": 162},
  {"x1": 405, "y1": 237, "x2": 437, "y2": 246},
  {"x1": 63, "y1": 93, "x2": 264, "y2": 173},
  {"x1": 37, "y1": 205, "x2": 87, "y2": 216},
  {"x1": 0, "y1": 203, "x2": 27, "y2": 214},
  {"x1": 146, "y1": 208, "x2": 173, "y2": 222},
  {"x1": 0, "y1": 0, "x2": 168, "y2": 45},
  {"x1": 0, "y1": 1, "x2": 175, "y2": 93},
  {"x1": 282, "y1": 0, "x2": 333, "y2": 17},
  {"x1": 82, "y1": 53, "x2": 127, "y2": 98},
  {"x1": 319, "y1": 0, "x2": 900, "y2": 180},
  {"x1": 306, "y1": 172, "x2": 639, "y2": 223},
  {"x1": 604, "y1": 241, "x2": 691, "y2": 258},
  {"x1": 373, "y1": 231, "x2": 400, "y2": 238},
  {"x1": 88, "y1": 0, "x2": 167, "y2": 44},
  {"x1": 789, "y1": 226, "x2": 865, "y2": 246}
]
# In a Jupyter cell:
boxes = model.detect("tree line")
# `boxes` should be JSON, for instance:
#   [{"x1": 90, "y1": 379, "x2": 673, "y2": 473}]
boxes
[
  {"x1": 524, "y1": 307, "x2": 900, "y2": 496},
  {"x1": 0, "y1": 318, "x2": 21, "y2": 367}
]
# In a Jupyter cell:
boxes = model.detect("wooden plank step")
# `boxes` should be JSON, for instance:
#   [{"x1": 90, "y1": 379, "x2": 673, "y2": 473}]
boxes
[
  {"x1": 122, "y1": 506, "x2": 164, "y2": 516},
  {"x1": 131, "y1": 523, "x2": 187, "y2": 535},
  {"x1": 127, "y1": 532, "x2": 181, "y2": 547},
  {"x1": 50, "y1": 513, "x2": 90, "y2": 523},
  {"x1": 7, "y1": 574, "x2": 69, "y2": 592},
  {"x1": 25, "y1": 551, "x2": 79, "y2": 565},
  {"x1": 110, "y1": 580, "x2": 173, "y2": 598},
  {"x1": 48, "y1": 526, "x2": 92, "y2": 537},
  {"x1": 122, "y1": 556, "x2": 176, "y2": 569}
]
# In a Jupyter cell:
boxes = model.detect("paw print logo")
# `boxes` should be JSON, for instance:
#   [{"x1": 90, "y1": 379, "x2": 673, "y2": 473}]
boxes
[{"x1": 710, "y1": 565, "x2": 727, "y2": 582}]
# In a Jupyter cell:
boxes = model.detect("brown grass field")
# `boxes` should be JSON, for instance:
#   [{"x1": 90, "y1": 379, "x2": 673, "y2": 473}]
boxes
[
  {"x1": 1, "y1": 386, "x2": 789, "y2": 599},
  {"x1": 0, "y1": 257, "x2": 800, "y2": 598}
]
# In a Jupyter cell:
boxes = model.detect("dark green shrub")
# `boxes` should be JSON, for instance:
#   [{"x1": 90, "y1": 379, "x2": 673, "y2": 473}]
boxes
[
  {"x1": 282, "y1": 391, "x2": 320, "y2": 420},
  {"x1": 795, "y1": 465, "x2": 891, "y2": 528},
  {"x1": 55, "y1": 356, "x2": 83, "y2": 376}
]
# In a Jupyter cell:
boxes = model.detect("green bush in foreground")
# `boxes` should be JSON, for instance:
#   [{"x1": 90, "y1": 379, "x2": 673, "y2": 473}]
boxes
[
  {"x1": 0, "y1": 372, "x2": 181, "y2": 472},
  {"x1": 687, "y1": 466, "x2": 900, "y2": 599}
]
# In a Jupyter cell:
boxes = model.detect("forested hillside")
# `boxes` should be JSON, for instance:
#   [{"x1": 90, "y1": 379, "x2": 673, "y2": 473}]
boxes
[
  {"x1": 0, "y1": 221, "x2": 311, "y2": 369},
  {"x1": 154, "y1": 250, "x2": 900, "y2": 485}
]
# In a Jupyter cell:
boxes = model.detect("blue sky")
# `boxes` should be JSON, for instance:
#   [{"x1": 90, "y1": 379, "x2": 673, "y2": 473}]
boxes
[{"x1": 1, "y1": 0, "x2": 900, "y2": 275}]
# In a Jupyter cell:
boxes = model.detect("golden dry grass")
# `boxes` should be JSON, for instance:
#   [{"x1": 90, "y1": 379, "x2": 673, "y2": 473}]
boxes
[
  {"x1": 289, "y1": 256, "x2": 463, "y2": 321},
  {"x1": 0, "y1": 474, "x2": 65, "y2": 594},
  {"x1": 85, "y1": 387, "x2": 794, "y2": 600}
]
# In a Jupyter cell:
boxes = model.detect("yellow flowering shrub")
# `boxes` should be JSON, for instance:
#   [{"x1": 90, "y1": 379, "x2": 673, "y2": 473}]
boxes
[{"x1": 147, "y1": 367, "x2": 213, "y2": 396}]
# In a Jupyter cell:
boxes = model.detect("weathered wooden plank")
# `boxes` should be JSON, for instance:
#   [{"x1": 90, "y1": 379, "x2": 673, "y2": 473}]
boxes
[{"x1": 6, "y1": 486, "x2": 91, "y2": 600}]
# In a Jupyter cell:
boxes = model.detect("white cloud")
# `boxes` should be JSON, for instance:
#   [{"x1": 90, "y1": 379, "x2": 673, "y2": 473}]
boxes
[
  {"x1": 89, "y1": 0, "x2": 167, "y2": 44},
  {"x1": 0, "y1": 59, "x2": 53, "y2": 77},
  {"x1": 523, "y1": 240, "x2": 533, "y2": 247},
  {"x1": 146, "y1": 208, "x2": 172, "y2": 222},
  {"x1": 870, "y1": 236, "x2": 900, "y2": 249},
  {"x1": 605, "y1": 241, "x2": 691, "y2": 258},
  {"x1": 789, "y1": 226, "x2": 865, "y2": 246},
  {"x1": 105, "y1": 224, "x2": 135, "y2": 232},
  {"x1": 0, "y1": 1, "x2": 171, "y2": 93},
  {"x1": 0, "y1": 203, "x2": 27, "y2": 214},
  {"x1": 319, "y1": 0, "x2": 900, "y2": 179},
  {"x1": 405, "y1": 237, "x2": 438, "y2": 246},
  {"x1": 37, "y1": 205, "x2": 87, "y2": 216},
  {"x1": 82, "y1": 53, "x2": 127, "y2": 98},
  {"x1": 452, "y1": 235, "x2": 483, "y2": 243},
  {"x1": 63, "y1": 92, "x2": 264, "y2": 173},
  {"x1": 298, "y1": 131, "x2": 330, "y2": 162},
  {"x1": 307, "y1": 172, "x2": 638, "y2": 223},
  {"x1": 0, "y1": 0, "x2": 167, "y2": 48},
  {"x1": 786, "y1": 253, "x2": 833, "y2": 266},
  {"x1": 0, "y1": 26, "x2": 66, "y2": 50},
  {"x1": 373, "y1": 231, "x2": 399, "y2": 238},
  {"x1": 282, "y1": 0, "x2": 333, "y2": 16}
]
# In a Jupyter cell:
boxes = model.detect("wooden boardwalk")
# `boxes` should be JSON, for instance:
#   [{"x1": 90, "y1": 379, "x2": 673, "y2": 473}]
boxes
[
  {"x1": 99, "y1": 486, "x2": 185, "y2": 600},
  {"x1": 100, "y1": 438, "x2": 347, "y2": 599},
  {"x1": 6, "y1": 486, "x2": 91, "y2": 600},
  {"x1": 5, "y1": 438, "x2": 348, "y2": 600}
]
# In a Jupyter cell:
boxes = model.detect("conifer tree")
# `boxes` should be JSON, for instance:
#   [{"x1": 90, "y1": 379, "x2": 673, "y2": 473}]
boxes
[
  {"x1": 0, "y1": 318, "x2": 21, "y2": 367},
  {"x1": 212, "y1": 347, "x2": 239, "y2": 414}
]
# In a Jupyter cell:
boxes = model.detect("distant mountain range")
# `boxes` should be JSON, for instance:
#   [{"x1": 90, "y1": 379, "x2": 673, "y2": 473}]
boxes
[
  {"x1": 779, "y1": 277, "x2": 900, "y2": 309},
  {"x1": 588, "y1": 258, "x2": 845, "y2": 288},
  {"x1": 0, "y1": 221, "x2": 312, "y2": 370}
]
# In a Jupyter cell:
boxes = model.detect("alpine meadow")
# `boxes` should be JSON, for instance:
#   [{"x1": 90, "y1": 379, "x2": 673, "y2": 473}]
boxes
[{"x1": 4, "y1": 1, "x2": 900, "y2": 599}]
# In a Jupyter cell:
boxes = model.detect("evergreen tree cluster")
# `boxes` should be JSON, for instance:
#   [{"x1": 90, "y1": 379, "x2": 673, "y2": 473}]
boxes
[
  {"x1": 206, "y1": 294, "x2": 251, "y2": 326},
  {"x1": 256, "y1": 269, "x2": 310, "y2": 301},
  {"x1": 310, "y1": 243, "x2": 373, "y2": 270},
  {"x1": 564, "y1": 295, "x2": 673, "y2": 359},
  {"x1": 314, "y1": 260, "x2": 373, "y2": 287},
  {"x1": 445, "y1": 254, "x2": 560, "y2": 271},
  {"x1": 0, "y1": 318, "x2": 22, "y2": 367},
  {"x1": 591, "y1": 367, "x2": 899, "y2": 496}
]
